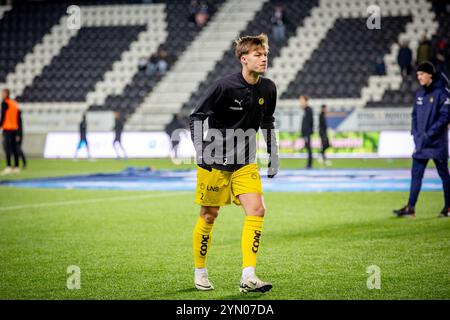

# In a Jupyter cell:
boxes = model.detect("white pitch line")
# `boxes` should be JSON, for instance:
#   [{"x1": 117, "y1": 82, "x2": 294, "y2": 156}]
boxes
[{"x1": 0, "y1": 191, "x2": 190, "y2": 212}]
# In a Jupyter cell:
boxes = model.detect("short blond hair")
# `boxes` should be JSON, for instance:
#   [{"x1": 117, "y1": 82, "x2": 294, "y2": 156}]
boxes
[{"x1": 234, "y1": 33, "x2": 269, "y2": 60}]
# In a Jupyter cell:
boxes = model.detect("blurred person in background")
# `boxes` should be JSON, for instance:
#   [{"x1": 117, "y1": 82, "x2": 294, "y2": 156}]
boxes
[
  {"x1": 165, "y1": 111, "x2": 189, "y2": 159},
  {"x1": 299, "y1": 95, "x2": 313, "y2": 169},
  {"x1": 318, "y1": 104, "x2": 331, "y2": 166},
  {"x1": 194, "y1": 0, "x2": 211, "y2": 28},
  {"x1": 146, "y1": 46, "x2": 170, "y2": 77},
  {"x1": 1, "y1": 88, "x2": 21, "y2": 174},
  {"x1": 156, "y1": 46, "x2": 169, "y2": 75},
  {"x1": 434, "y1": 38, "x2": 448, "y2": 76},
  {"x1": 146, "y1": 53, "x2": 160, "y2": 77},
  {"x1": 271, "y1": 5, "x2": 287, "y2": 43},
  {"x1": 393, "y1": 61, "x2": 450, "y2": 218},
  {"x1": 417, "y1": 34, "x2": 432, "y2": 66},
  {"x1": 16, "y1": 109, "x2": 26, "y2": 169},
  {"x1": 374, "y1": 56, "x2": 386, "y2": 75},
  {"x1": 398, "y1": 40, "x2": 412, "y2": 78},
  {"x1": 113, "y1": 111, "x2": 127, "y2": 159},
  {"x1": 74, "y1": 112, "x2": 91, "y2": 159},
  {"x1": 189, "y1": 0, "x2": 199, "y2": 27}
]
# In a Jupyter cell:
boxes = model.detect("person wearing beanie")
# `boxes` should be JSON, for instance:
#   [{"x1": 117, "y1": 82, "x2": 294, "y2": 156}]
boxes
[
  {"x1": 394, "y1": 61, "x2": 450, "y2": 218},
  {"x1": 416, "y1": 61, "x2": 435, "y2": 75}
]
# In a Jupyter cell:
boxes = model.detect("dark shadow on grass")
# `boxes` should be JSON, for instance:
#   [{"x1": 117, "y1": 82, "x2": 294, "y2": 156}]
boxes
[
  {"x1": 158, "y1": 287, "x2": 212, "y2": 298},
  {"x1": 273, "y1": 213, "x2": 446, "y2": 242},
  {"x1": 219, "y1": 293, "x2": 269, "y2": 300},
  {"x1": 176, "y1": 288, "x2": 199, "y2": 294},
  {"x1": 388, "y1": 215, "x2": 443, "y2": 222}
]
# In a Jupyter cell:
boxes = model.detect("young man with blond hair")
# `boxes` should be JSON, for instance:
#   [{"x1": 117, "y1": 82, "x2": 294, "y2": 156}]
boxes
[{"x1": 189, "y1": 34, "x2": 279, "y2": 293}]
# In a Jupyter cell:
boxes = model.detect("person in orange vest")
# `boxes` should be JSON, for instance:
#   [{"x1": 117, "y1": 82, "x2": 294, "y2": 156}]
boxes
[{"x1": 1, "y1": 89, "x2": 21, "y2": 174}]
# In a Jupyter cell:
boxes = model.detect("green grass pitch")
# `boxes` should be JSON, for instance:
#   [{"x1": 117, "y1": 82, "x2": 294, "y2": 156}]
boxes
[{"x1": 0, "y1": 158, "x2": 448, "y2": 299}]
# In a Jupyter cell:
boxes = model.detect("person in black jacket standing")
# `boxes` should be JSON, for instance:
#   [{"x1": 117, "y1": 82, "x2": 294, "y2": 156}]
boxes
[
  {"x1": 300, "y1": 95, "x2": 313, "y2": 169},
  {"x1": 113, "y1": 111, "x2": 127, "y2": 159},
  {"x1": 393, "y1": 62, "x2": 450, "y2": 218},
  {"x1": 16, "y1": 109, "x2": 26, "y2": 169},
  {"x1": 397, "y1": 41, "x2": 412, "y2": 78},
  {"x1": 318, "y1": 104, "x2": 331, "y2": 166}
]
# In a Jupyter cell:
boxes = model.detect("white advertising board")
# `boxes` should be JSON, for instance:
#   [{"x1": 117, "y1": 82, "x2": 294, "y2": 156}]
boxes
[
  {"x1": 378, "y1": 131, "x2": 450, "y2": 157},
  {"x1": 44, "y1": 132, "x2": 173, "y2": 158}
]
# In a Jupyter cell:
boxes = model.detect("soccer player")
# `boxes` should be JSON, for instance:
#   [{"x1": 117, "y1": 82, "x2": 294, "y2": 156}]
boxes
[
  {"x1": 393, "y1": 61, "x2": 450, "y2": 218},
  {"x1": 1, "y1": 89, "x2": 21, "y2": 174},
  {"x1": 189, "y1": 34, "x2": 279, "y2": 293}
]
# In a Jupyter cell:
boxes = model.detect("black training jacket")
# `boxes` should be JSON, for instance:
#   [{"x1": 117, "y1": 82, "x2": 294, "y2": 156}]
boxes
[{"x1": 190, "y1": 72, "x2": 278, "y2": 172}]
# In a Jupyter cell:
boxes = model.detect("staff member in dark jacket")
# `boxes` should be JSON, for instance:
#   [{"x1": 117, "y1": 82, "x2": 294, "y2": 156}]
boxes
[
  {"x1": 300, "y1": 95, "x2": 313, "y2": 169},
  {"x1": 319, "y1": 104, "x2": 331, "y2": 166},
  {"x1": 1, "y1": 88, "x2": 21, "y2": 174},
  {"x1": 16, "y1": 109, "x2": 26, "y2": 169},
  {"x1": 394, "y1": 62, "x2": 450, "y2": 218},
  {"x1": 397, "y1": 41, "x2": 412, "y2": 78},
  {"x1": 113, "y1": 111, "x2": 127, "y2": 159}
]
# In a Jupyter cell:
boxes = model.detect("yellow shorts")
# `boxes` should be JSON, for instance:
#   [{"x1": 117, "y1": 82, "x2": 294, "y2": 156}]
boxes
[{"x1": 195, "y1": 163, "x2": 262, "y2": 207}]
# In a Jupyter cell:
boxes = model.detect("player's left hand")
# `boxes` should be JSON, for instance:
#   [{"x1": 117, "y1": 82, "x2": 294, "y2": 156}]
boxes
[{"x1": 267, "y1": 154, "x2": 279, "y2": 178}]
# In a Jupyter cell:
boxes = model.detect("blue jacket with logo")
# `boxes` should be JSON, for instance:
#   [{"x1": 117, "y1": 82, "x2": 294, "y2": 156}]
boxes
[{"x1": 412, "y1": 75, "x2": 450, "y2": 159}]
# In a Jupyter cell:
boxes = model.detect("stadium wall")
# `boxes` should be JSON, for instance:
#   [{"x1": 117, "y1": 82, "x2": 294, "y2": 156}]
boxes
[{"x1": 0, "y1": 133, "x2": 46, "y2": 158}]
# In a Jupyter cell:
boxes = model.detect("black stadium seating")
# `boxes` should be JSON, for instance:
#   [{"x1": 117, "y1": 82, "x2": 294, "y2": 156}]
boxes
[
  {"x1": 20, "y1": 26, "x2": 145, "y2": 102},
  {"x1": 0, "y1": 3, "x2": 66, "y2": 82},
  {"x1": 282, "y1": 16, "x2": 413, "y2": 99},
  {"x1": 90, "y1": 0, "x2": 224, "y2": 114},
  {"x1": 182, "y1": 0, "x2": 318, "y2": 112}
]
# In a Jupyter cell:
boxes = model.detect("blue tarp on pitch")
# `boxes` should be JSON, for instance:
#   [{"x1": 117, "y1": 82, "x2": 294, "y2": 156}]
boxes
[{"x1": 0, "y1": 167, "x2": 443, "y2": 192}]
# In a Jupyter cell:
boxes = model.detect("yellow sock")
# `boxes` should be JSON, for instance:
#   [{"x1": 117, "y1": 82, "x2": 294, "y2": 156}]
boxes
[
  {"x1": 193, "y1": 216, "x2": 214, "y2": 269},
  {"x1": 241, "y1": 216, "x2": 264, "y2": 268}
]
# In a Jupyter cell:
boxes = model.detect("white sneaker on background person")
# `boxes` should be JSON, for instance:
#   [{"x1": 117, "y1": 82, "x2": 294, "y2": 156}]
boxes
[
  {"x1": 11, "y1": 167, "x2": 20, "y2": 174},
  {"x1": 1, "y1": 167, "x2": 13, "y2": 175}
]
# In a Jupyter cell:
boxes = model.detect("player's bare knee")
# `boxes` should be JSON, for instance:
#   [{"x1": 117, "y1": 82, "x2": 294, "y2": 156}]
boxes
[
  {"x1": 200, "y1": 206, "x2": 219, "y2": 224},
  {"x1": 252, "y1": 206, "x2": 265, "y2": 217},
  {"x1": 203, "y1": 214, "x2": 217, "y2": 224}
]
